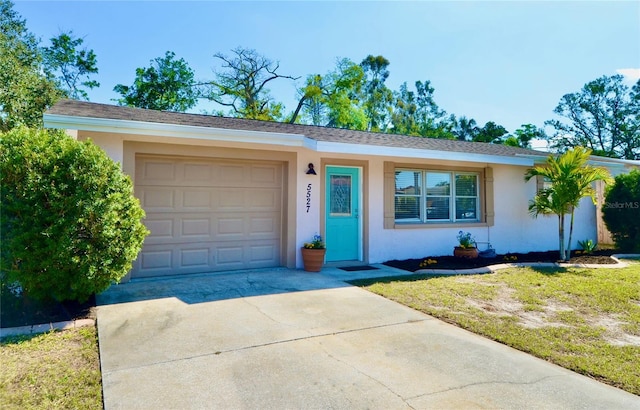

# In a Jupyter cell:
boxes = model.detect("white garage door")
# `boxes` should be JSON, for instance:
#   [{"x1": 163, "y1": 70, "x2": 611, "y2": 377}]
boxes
[{"x1": 132, "y1": 155, "x2": 283, "y2": 278}]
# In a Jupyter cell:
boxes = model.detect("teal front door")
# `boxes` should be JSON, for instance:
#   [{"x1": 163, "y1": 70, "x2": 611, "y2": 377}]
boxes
[{"x1": 325, "y1": 166, "x2": 361, "y2": 262}]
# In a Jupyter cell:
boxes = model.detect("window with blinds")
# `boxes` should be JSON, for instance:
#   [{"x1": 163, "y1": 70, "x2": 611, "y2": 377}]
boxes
[{"x1": 395, "y1": 169, "x2": 479, "y2": 223}]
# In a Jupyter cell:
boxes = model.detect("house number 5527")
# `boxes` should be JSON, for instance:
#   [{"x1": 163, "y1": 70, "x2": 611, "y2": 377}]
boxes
[{"x1": 306, "y1": 184, "x2": 312, "y2": 213}]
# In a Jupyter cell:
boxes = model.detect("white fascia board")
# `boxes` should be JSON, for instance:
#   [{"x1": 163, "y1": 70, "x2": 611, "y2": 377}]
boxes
[
  {"x1": 515, "y1": 153, "x2": 549, "y2": 162},
  {"x1": 587, "y1": 161, "x2": 628, "y2": 175},
  {"x1": 43, "y1": 114, "x2": 312, "y2": 148},
  {"x1": 588, "y1": 155, "x2": 639, "y2": 166},
  {"x1": 315, "y1": 141, "x2": 535, "y2": 166},
  {"x1": 517, "y1": 153, "x2": 638, "y2": 172},
  {"x1": 588, "y1": 157, "x2": 640, "y2": 170}
]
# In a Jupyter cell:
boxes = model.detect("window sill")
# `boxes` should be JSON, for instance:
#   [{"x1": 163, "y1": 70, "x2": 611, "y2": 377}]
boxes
[{"x1": 394, "y1": 222, "x2": 488, "y2": 229}]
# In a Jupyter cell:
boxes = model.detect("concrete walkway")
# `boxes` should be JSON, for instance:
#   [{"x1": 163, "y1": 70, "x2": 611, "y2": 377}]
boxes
[{"x1": 96, "y1": 266, "x2": 640, "y2": 409}]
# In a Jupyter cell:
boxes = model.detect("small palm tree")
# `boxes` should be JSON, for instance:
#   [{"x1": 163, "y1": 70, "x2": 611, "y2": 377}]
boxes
[{"x1": 524, "y1": 147, "x2": 611, "y2": 261}]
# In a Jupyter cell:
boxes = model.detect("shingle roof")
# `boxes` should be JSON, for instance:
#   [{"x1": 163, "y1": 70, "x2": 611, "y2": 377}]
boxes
[{"x1": 47, "y1": 99, "x2": 548, "y2": 158}]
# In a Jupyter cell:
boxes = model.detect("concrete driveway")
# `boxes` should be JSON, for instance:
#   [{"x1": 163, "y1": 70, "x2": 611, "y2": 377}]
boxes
[{"x1": 96, "y1": 266, "x2": 639, "y2": 409}]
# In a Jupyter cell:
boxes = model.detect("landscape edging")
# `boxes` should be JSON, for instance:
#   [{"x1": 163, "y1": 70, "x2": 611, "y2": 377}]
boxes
[
  {"x1": 415, "y1": 254, "x2": 640, "y2": 276},
  {"x1": 0, "y1": 318, "x2": 96, "y2": 339}
]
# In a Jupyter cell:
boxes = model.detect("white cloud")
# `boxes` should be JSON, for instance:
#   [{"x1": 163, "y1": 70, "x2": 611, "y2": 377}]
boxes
[{"x1": 616, "y1": 68, "x2": 640, "y2": 81}]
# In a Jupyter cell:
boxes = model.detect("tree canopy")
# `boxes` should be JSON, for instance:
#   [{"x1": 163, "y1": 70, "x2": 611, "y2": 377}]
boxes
[
  {"x1": 545, "y1": 75, "x2": 640, "y2": 160},
  {"x1": 504, "y1": 124, "x2": 546, "y2": 148},
  {"x1": 360, "y1": 55, "x2": 393, "y2": 132},
  {"x1": 203, "y1": 47, "x2": 297, "y2": 120},
  {"x1": 390, "y1": 80, "x2": 453, "y2": 138},
  {"x1": 43, "y1": 31, "x2": 99, "y2": 100},
  {"x1": 0, "y1": 0, "x2": 99, "y2": 131},
  {"x1": 291, "y1": 58, "x2": 367, "y2": 129},
  {"x1": 473, "y1": 121, "x2": 509, "y2": 144},
  {"x1": 0, "y1": 0, "x2": 60, "y2": 130},
  {"x1": 114, "y1": 51, "x2": 197, "y2": 111}
]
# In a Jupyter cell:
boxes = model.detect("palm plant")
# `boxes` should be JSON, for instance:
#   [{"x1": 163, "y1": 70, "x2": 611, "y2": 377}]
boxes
[{"x1": 524, "y1": 147, "x2": 611, "y2": 261}]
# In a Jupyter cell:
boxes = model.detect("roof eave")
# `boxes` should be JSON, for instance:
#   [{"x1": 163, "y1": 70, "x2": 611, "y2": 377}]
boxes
[
  {"x1": 516, "y1": 153, "x2": 640, "y2": 171},
  {"x1": 318, "y1": 142, "x2": 535, "y2": 166},
  {"x1": 43, "y1": 113, "x2": 315, "y2": 149},
  {"x1": 44, "y1": 112, "x2": 538, "y2": 166}
]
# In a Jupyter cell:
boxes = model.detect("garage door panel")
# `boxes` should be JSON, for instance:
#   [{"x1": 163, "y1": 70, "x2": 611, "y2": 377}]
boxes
[
  {"x1": 143, "y1": 214, "x2": 181, "y2": 242},
  {"x1": 215, "y1": 189, "x2": 281, "y2": 211},
  {"x1": 140, "y1": 188, "x2": 175, "y2": 210},
  {"x1": 218, "y1": 164, "x2": 246, "y2": 183},
  {"x1": 216, "y1": 217, "x2": 244, "y2": 237},
  {"x1": 249, "y1": 217, "x2": 277, "y2": 235},
  {"x1": 250, "y1": 165, "x2": 278, "y2": 184},
  {"x1": 139, "y1": 187, "x2": 282, "y2": 213},
  {"x1": 215, "y1": 245, "x2": 243, "y2": 266},
  {"x1": 183, "y1": 163, "x2": 212, "y2": 182},
  {"x1": 183, "y1": 189, "x2": 212, "y2": 209},
  {"x1": 217, "y1": 190, "x2": 245, "y2": 209},
  {"x1": 134, "y1": 239, "x2": 280, "y2": 278},
  {"x1": 216, "y1": 240, "x2": 280, "y2": 267},
  {"x1": 133, "y1": 155, "x2": 283, "y2": 278},
  {"x1": 145, "y1": 219, "x2": 174, "y2": 239},
  {"x1": 249, "y1": 189, "x2": 281, "y2": 210},
  {"x1": 144, "y1": 213, "x2": 280, "y2": 244},
  {"x1": 215, "y1": 214, "x2": 280, "y2": 240},
  {"x1": 250, "y1": 243, "x2": 279, "y2": 263},
  {"x1": 134, "y1": 245, "x2": 213, "y2": 278},
  {"x1": 137, "y1": 159, "x2": 283, "y2": 186},
  {"x1": 140, "y1": 160, "x2": 176, "y2": 182},
  {"x1": 217, "y1": 190, "x2": 279, "y2": 210},
  {"x1": 181, "y1": 218, "x2": 211, "y2": 237},
  {"x1": 180, "y1": 248, "x2": 210, "y2": 268},
  {"x1": 140, "y1": 249, "x2": 173, "y2": 271}
]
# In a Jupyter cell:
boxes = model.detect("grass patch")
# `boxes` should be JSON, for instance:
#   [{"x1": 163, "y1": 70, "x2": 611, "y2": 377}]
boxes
[
  {"x1": 354, "y1": 262, "x2": 640, "y2": 395},
  {"x1": 0, "y1": 327, "x2": 102, "y2": 409}
]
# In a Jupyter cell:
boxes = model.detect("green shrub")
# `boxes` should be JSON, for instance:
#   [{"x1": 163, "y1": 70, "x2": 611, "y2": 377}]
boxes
[
  {"x1": 577, "y1": 239, "x2": 597, "y2": 254},
  {"x1": 602, "y1": 169, "x2": 640, "y2": 252},
  {"x1": 1, "y1": 127, "x2": 148, "y2": 302}
]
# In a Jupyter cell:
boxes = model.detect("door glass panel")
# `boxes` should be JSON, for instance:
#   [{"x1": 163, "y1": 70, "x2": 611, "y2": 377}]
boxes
[{"x1": 330, "y1": 175, "x2": 351, "y2": 216}]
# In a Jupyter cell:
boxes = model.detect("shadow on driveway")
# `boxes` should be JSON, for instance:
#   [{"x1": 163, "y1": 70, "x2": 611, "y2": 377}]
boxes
[{"x1": 96, "y1": 267, "x2": 367, "y2": 306}]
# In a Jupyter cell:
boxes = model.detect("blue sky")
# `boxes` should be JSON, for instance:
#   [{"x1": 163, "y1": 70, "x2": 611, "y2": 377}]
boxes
[{"x1": 13, "y1": 0, "x2": 640, "y2": 136}]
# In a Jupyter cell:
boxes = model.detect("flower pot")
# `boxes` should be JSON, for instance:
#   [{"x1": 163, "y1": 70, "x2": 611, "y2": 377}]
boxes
[
  {"x1": 454, "y1": 246, "x2": 479, "y2": 259},
  {"x1": 301, "y1": 248, "x2": 326, "y2": 272}
]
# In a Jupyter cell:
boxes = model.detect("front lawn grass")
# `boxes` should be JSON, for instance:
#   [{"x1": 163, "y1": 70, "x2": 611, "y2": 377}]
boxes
[
  {"x1": 353, "y1": 262, "x2": 640, "y2": 395},
  {"x1": 0, "y1": 327, "x2": 102, "y2": 409}
]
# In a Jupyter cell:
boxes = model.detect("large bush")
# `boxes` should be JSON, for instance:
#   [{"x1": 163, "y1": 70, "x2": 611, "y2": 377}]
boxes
[
  {"x1": 1, "y1": 127, "x2": 148, "y2": 302},
  {"x1": 602, "y1": 169, "x2": 640, "y2": 252}
]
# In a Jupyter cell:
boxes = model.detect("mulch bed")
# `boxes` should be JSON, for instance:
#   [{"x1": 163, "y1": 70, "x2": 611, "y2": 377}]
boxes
[
  {"x1": 1, "y1": 286, "x2": 96, "y2": 329},
  {"x1": 384, "y1": 249, "x2": 619, "y2": 273}
]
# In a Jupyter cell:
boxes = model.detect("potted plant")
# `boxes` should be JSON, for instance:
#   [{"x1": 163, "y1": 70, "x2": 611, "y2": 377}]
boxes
[
  {"x1": 301, "y1": 234, "x2": 326, "y2": 272},
  {"x1": 454, "y1": 230, "x2": 479, "y2": 259}
]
